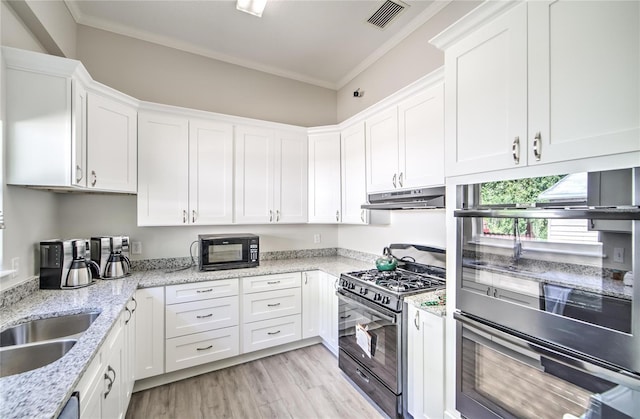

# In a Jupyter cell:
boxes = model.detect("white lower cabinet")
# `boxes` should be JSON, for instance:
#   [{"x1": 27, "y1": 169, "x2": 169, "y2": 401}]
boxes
[
  {"x1": 241, "y1": 273, "x2": 302, "y2": 353},
  {"x1": 166, "y1": 326, "x2": 240, "y2": 372},
  {"x1": 135, "y1": 287, "x2": 165, "y2": 380},
  {"x1": 123, "y1": 297, "x2": 137, "y2": 408},
  {"x1": 318, "y1": 272, "x2": 339, "y2": 355},
  {"x1": 76, "y1": 311, "x2": 127, "y2": 419},
  {"x1": 407, "y1": 305, "x2": 445, "y2": 419},
  {"x1": 165, "y1": 282, "x2": 240, "y2": 372},
  {"x1": 301, "y1": 271, "x2": 321, "y2": 339}
]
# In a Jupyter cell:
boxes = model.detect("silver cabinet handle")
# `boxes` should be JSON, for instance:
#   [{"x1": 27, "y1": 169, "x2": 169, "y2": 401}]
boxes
[
  {"x1": 103, "y1": 372, "x2": 113, "y2": 399},
  {"x1": 336, "y1": 210, "x2": 340, "y2": 222},
  {"x1": 512, "y1": 136, "x2": 520, "y2": 164},
  {"x1": 196, "y1": 345, "x2": 213, "y2": 351},
  {"x1": 76, "y1": 165, "x2": 83, "y2": 182},
  {"x1": 125, "y1": 307, "x2": 132, "y2": 325},
  {"x1": 196, "y1": 313, "x2": 213, "y2": 319},
  {"x1": 192, "y1": 210, "x2": 197, "y2": 223},
  {"x1": 107, "y1": 365, "x2": 116, "y2": 382},
  {"x1": 276, "y1": 210, "x2": 280, "y2": 222},
  {"x1": 183, "y1": 210, "x2": 187, "y2": 223},
  {"x1": 267, "y1": 302, "x2": 281, "y2": 307},
  {"x1": 267, "y1": 281, "x2": 280, "y2": 285},
  {"x1": 399, "y1": 172, "x2": 403, "y2": 188},
  {"x1": 486, "y1": 287, "x2": 491, "y2": 296},
  {"x1": 131, "y1": 296, "x2": 137, "y2": 313},
  {"x1": 197, "y1": 288, "x2": 213, "y2": 293},
  {"x1": 90, "y1": 170, "x2": 97, "y2": 187},
  {"x1": 414, "y1": 310, "x2": 420, "y2": 330},
  {"x1": 360, "y1": 210, "x2": 365, "y2": 223},
  {"x1": 304, "y1": 272, "x2": 308, "y2": 285},
  {"x1": 269, "y1": 210, "x2": 273, "y2": 222},
  {"x1": 392, "y1": 173, "x2": 397, "y2": 188},
  {"x1": 356, "y1": 368, "x2": 370, "y2": 383},
  {"x1": 533, "y1": 132, "x2": 542, "y2": 161},
  {"x1": 494, "y1": 288, "x2": 499, "y2": 298},
  {"x1": 267, "y1": 330, "x2": 281, "y2": 335}
]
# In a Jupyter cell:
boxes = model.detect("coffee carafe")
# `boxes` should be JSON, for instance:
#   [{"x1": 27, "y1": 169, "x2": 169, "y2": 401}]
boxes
[
  {"x1": 104, "y1": 236, "x2": 131, "y2": 279},
  {"x1": 66, "y1": 240, "x2": 100, "y2": 288}
]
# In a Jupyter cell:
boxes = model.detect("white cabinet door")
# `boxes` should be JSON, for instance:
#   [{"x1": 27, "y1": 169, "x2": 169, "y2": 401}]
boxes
[
  {"x1": 407, "y1": 305, "x2": 445, "y2": 419},
  {"x1": 527, "y1": 1, "x2": 640, "y2": 165},
  {"x1": 123, "y1": 298, "x2": 136, "y2": 407},
  {"x1": 242, "y1": 315, "x2": 302, "y2": 353},
  {"x1": 102, "y1": 314, "x2": 124, "y2": 419},
  {"x1": 366, "y1": 107, "x2": 399, "y2": 192},
  {"x1": 76, "y1": 350, "x2": 103, "y2": 419},
  {"x1": 444, "y1": 2, "x2": 528, "y2": 176},
  {"x1": 72, "y1": 81, "x2": 88, "y2": 188},
  {"x1": 242, "y1": 288, "x2": 302, "y2": 323},
  {"x1": 274, "y1": 130, "x2": 308, "y2": 223},
  {"x1": 189, "y1": 119, "x2": 234, "y2": 225},
  {"x1": 137, "y1": 113, "x2": 189, "y2": 226},
  {"x1": 319, "y1": 272, "x2": 339, "y2": 355},
  {"x1": 308, "y1": 132, "x2": 341, "y2": 223},
  {"x1": 166, "y1": 326, "x2": 240, "y2": 372},
  {"x1": 301, "y1": 271, "x2": 321, "y2": 339},
  {"x1": 398, "y1": 84, "x2": 444, "y2": 188},
  {"x1": 87, "y1": 93, "x2": 137, "y2": 192},
  {"x1": 341, "y1": 122, "x2": 368, "y2": 224},
  {"x1": 235, "y1": 126, "x2": 275, "y2": 224},
  {"x1": 135, "y1": 287, "x2": 165, "y2": 380}
]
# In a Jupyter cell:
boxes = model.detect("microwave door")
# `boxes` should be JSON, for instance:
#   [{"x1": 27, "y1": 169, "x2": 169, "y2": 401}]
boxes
[{"x1": 455, "y1": 313, "x2": 640, "y2": 419}]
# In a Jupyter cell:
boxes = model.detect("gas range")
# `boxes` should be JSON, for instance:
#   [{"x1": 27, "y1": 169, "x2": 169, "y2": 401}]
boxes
[{"x1": 339, "y1": 262, "x2": 445, "y2": 312}]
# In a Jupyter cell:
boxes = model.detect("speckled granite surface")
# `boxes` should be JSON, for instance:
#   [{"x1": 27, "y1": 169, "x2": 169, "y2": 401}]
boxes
[
  {"x1": 0, "y1": 255, "x2": 373, "y2": 419},
  {"x1": 405, "y1": 289, "x2": 447, "y2": 317},
  {"x1": 0, "y1": 277, "x2": 39, "y2": 309}
]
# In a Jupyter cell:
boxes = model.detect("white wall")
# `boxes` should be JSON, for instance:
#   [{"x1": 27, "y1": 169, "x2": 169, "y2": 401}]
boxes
[
  {"x1": 76, "y1": 25, "x2": 337, "y2": 128},
  {"x1": 56, "y1": 194, "x2": 339, "y2": 260},
  {"x1": 1, "y1": 0, "x2": 47, "y2": 53},
  {"x1": 338, "y1": 210, "x2": 446, "y2": 255},
  {"x1": 336, "y1": 0, "x2": 480, "y2": 122}
]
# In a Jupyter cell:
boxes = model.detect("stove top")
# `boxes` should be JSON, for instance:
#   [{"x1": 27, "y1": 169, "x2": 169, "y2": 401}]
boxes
[{"x1": 339, "y1": 262, "x2": 446, "y2": 312}]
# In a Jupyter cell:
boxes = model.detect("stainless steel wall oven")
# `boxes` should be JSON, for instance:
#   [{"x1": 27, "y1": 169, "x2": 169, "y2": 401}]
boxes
[{"x1": 454, "y1": 167, "x2": 640, "y2": 418}]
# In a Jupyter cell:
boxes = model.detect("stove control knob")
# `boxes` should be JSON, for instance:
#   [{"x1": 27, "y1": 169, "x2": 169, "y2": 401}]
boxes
[
  {"x1": 382, "y1": 296, "x2": 390, "y2": 304},
  {"x1": 374, "y1": 293, "x2": 381, "y2": 301}
]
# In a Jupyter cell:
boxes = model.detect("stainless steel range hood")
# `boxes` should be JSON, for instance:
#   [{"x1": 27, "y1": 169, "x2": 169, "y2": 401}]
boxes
[{"x1": 361, "y1": 186, "x2": 445, "y2": 210}]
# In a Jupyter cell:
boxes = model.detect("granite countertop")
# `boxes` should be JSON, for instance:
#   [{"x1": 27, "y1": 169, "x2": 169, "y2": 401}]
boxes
[
  {"x1": 0, "y1": 255, "x2": 373, "y2": 419},
  {"x1": 404, "y1": 289, "x2": 447, "y2": 317}
]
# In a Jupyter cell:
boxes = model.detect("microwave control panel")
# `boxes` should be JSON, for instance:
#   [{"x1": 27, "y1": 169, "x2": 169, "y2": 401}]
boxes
[{"x1": 250, "y1": 241, "x2": 259, "y2": 262}]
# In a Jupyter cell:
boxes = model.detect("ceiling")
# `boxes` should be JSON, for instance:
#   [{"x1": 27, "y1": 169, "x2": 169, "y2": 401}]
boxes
[{"x1": 64, "y1": 0, "x2": 451, "y2": 90}]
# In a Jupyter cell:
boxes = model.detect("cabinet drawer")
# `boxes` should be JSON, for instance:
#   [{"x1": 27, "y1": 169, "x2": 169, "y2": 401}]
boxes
[
  {"x1": 242, "y1": 272, "x2": 301, "y2": 294},
  {"x1": 242, "y1": 315, "x2": 301, "y2": 353},
  {"x1": 242, "y1": 288, "x2": 301, "y2": 323},
  {"x1": 166, "y1": 279, "x2": 238, "y2": 304},
  {"x1": 165, "y1": 326, "x2": 240, "y2": 372},
  {"x1": 166, "y1": 296, "x2": 239, "y2": 338}
]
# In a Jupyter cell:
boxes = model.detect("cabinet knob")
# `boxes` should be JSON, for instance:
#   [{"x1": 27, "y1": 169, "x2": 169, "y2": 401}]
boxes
[
  {"x1": 392, "y1": 173, "x2": 397, "y2": 188},
  {"x1": 90, "y1": 170, "x2": 97, "y2": 187},
  {"x1": 533, "y1": 132, "x2": 542, "y2": 161},
  {"x1": 75, "y1": 165, "x2": 83, "y2": 182},
  {"x1": 512, "y1": 137, "x2": 520, "y2": 164}
]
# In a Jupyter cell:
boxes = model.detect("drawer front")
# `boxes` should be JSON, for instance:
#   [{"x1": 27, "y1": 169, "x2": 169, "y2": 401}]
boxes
[
  {"x1": 242, "y1": 287, "x2": 301, "y2": 323},
  {"x1": 166, "y1": 296, "x2": 239, "y2": 338},
  {"x1": 166, "y1": 279, "x2": 238, "y2": 304},
  {"x1": 242, "y1": 272, "x2": 301, "y2": 294},
  {"x1": 165, "y1": 326, "x2": 240, "y2": 372},
  {"x1": 242, "y1": 314, "x2": 302, "y2": 353}
]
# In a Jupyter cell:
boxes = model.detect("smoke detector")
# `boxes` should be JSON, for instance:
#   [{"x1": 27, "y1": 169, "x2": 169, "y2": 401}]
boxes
[{"x1": 366, "y1": 0, "x2": 408, "y2": 29}]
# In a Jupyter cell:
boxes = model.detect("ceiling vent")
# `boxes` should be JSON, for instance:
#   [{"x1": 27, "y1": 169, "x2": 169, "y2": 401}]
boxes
[{"x1": 367, "y1": 0, "x2": 407, "y2": 29}]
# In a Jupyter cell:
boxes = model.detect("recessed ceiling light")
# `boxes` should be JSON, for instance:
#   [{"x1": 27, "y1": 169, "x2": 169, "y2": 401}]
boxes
[{"x1": 236, "y1": 0, "x2": 268, "y2": 17}]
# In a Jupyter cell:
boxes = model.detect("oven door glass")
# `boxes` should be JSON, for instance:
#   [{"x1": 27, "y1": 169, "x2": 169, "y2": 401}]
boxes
[
  {"x1": 457, "y1": 315, "x2": 640, "y2": 419},
  {"x1": 337, "y1": 291, "x2": 400, "y2": 392}
]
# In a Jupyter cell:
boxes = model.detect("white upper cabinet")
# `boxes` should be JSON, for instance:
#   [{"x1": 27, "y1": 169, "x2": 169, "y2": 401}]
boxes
[
  {"x1": 366, "y1": 79, "x2": 445, "y2": 193},
  {"x1": 434, "y1": 1, "x2": 639, "y2": 177},
  {"x1": 308, "y1": 130, "x2": 342, "y2": 223},
  {"x1": 341, "y1": 122, "x2": 368, "y2": 224},
  {"x1": 235, "y1": 126, "x2": 308, "y2": 224},
  {"x1": 86, "y1": 93, "x2": 137, "y2": 193},
  {"x1": 3, "y1": 47, "x2": 138, "y2": 193},
  {"x1": 138, "y1": 112, "x2": 233, "y2": 226},
  {"x1": 527, "y1": 0, "x2": 639, "y2": 165}
]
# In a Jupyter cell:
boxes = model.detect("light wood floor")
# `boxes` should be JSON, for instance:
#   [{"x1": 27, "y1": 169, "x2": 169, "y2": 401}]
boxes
[{"x1": 126, "y1": 344, "x2": 385, "y2": 419}]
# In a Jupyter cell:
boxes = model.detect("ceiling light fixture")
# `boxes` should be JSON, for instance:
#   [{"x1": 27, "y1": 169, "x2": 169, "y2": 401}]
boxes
[{"x1": 236, "y1": 0, "x2": 268, "y2": 17}]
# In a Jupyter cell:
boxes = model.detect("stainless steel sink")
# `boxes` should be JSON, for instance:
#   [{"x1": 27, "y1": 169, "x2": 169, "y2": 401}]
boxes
[
  {"x1": 0, "y1": 339, "x2": 77, "y2": 377},
  {"x1": 0, "y1": 311, "x2": 100, "y2": 347}
]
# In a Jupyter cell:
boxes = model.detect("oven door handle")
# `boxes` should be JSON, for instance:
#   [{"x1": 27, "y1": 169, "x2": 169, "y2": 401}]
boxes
[
  {"x1": 455, "y1": 312, "x2": 640, "y2": 390},
  {"x1": 337, "y1": 290, "x2": 399, "y2": 324}
]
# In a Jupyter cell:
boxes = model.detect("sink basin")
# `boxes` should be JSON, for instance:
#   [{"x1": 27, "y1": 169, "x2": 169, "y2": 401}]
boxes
[
  {"x1": 0, "y1": 311, "x2": 100, "y2": 347},
  {"x1": 0, "y1": 339, "x2": 77, "y2": 377}
]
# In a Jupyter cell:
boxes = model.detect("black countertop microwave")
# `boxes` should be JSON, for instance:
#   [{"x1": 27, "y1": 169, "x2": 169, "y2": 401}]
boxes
[{"x1": 198, "y1": 234, "x2": 259, "y2": 271}]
